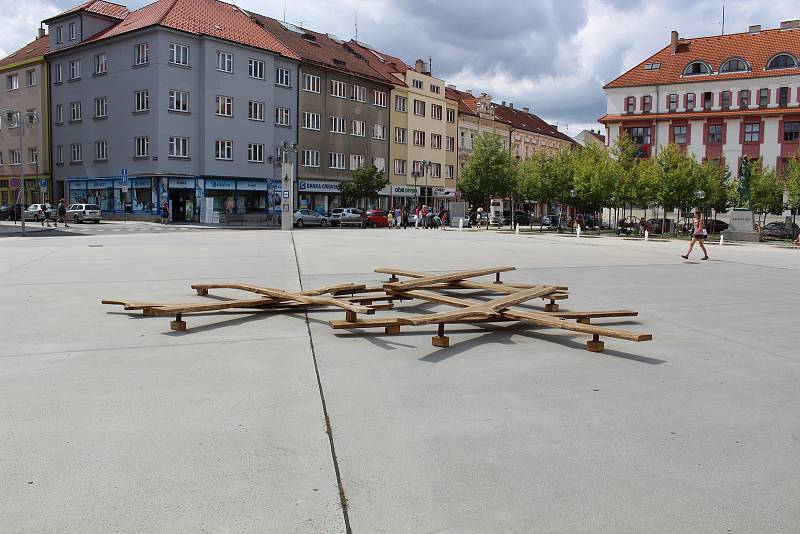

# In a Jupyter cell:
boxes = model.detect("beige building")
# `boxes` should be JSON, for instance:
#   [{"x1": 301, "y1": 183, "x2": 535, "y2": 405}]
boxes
[{"x1": 0, "y1": 32, "x2": 50, "y2": 206}]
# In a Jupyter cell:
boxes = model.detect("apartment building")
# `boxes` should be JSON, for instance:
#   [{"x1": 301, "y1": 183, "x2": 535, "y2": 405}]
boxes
[
  {"x1": 249, "y1": 16, "x2": 393, "y2": 214},
  {"x1": 494, "y1": 104, "x2": 575, "y2": 159},
  {"x1": 0, "y1": 33, "x2": 50, "y2": 206},
  {"x1": 601, "y1": 22, "x2": 800, "y2": 177},
  {"x1": 45, "y1": 0, "x2": 299, "y2": 222}
]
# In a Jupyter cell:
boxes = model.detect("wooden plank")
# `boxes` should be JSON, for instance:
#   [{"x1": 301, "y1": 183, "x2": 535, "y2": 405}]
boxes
[
  {"x1": 186, "y1": 284, "x2": 371, "y2": 314},
  {"x1": 381, "y1": 267, "x2": 516, "y2": 291},
  {"x1": 190, "y1": 282, "x2": 367, "y2": 297},
  {"x1": 329, "y1": 316, "x2": 517, "y2": 330},
  {"x1": 501, "y1": 309, "x2": 652, "y2": 342},
  {"x1": 550, "y1": 310, "x2": 639, "y2": 319},
  {"x1": 375, "y1": 267, "x2": 567, "y2": 293}
]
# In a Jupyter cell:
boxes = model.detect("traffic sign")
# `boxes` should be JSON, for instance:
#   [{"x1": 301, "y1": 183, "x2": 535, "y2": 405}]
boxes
[
  {"x1": 121, "y1": 186, "x2": 129, "y2": 193},
  {"x1": 10, "y1": 178, "x2": 20, "y2": 188},
  {"x1": 39, "y1": 179, "x2": 47, "y2": 187},
  {"x1": 121, "y1": 168, "x2": 128, "y2": 185}
]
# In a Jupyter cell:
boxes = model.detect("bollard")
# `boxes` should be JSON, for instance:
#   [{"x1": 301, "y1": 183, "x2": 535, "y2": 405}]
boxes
[
  {"x1": 458, "y1": 218, "x2": 464, "y2": 231},
  {"x1": 644, "y1": 230, "x2": 649, "y2": 242},
  {"x1": 719, "y1": 234, "x2": 724, "y2": 246},
  {"x1": 576, "y1": 226, "x2": 581, "y2": 238},
  {"x1": 515, "y1": 223, "x2": 520, "y2": 235}
]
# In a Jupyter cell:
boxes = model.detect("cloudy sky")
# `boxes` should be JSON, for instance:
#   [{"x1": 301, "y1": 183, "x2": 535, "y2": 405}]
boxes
[{"x1": 3, "y1": 0, "x2": 799, "y2": 136}]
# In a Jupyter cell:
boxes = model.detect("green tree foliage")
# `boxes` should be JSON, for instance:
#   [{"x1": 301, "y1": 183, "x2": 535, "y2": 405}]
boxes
[
  {"x1": 634, "y1": 157, "x2": 660, "y2": 218},
  {"x1": 653, "y1": 143, "x2": 696, "y2": 213},
  {"x1": 339, "y1": 165, "x2": 387, "y2": 208},
  {"x1": 571, "y1": 143, "x2": 615, "y2": 212},
  {"x1": 609, "y1": 133, "x2": 640, "y2": 211},
  {"x1": 750, "y1": 164, "x2": 784, "y2": 224},
  {"x1": 695, "y1": 160, "x2": 731, "y2": 214},
  {"x1": 458, "y1": 133, "x2": 517, "y2": 204},
  {"x1": 785, "y1": 156, "x2": 800, "y2": 212},
  {"x1": 515, "y1": 151, "x2": 550, "y2": 205}
]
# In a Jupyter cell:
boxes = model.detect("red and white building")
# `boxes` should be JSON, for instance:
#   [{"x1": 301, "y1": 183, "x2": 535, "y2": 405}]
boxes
[{"x1": 600, "y1": 21, "x2": 800, "y2": 176}]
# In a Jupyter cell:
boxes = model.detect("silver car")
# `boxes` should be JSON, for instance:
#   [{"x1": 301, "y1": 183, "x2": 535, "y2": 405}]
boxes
[
  {"x1": 293, "y1": 209, "x2": 329, "y2": 228},
  {"x1": 329, "y1": 207, "x2": 364, "y2": 226},
  {"x1": 66, "y1": 203, "x2": 102, "y2": 224},
  {"x1": 24, "y1": 203, "x2": 57, "y2": 222}
]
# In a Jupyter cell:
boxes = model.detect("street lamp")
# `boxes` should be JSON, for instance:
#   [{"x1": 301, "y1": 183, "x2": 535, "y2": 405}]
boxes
[
  {"x1": 1, "y1": 108, "x2": 39, "y2": 236},
  {"x1": 696, "y1": 189, "x2": 707, "y2": 227},
  {"x1": 570, "y1": 188, "x2": 577, "y2": 234},
  {"x1": 277, "y1": 140, "x2": 297, "y2": 231},
  {"x1": 420, "y1": 160, "x2": 431, "y2": 207}
]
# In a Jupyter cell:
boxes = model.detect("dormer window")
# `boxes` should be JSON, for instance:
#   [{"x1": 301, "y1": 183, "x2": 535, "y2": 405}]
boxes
[
  {"x1": 720, "y1": 58, "x2": 749, "y2": 73},
  {"x1": 767, "y1": 53, "x2": 797, "y2": 70},
  {"x1": 69, "y1": 22, "x2": 76, "y2": 41},
  {"x1": 683, "y1": 61, "x2": 711, "y2": 76}
]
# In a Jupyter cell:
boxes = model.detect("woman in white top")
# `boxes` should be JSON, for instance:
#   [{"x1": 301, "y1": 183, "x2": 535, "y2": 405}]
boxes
[{"x1": 681, "y1": 209, "x2": 708, "y2": 260}]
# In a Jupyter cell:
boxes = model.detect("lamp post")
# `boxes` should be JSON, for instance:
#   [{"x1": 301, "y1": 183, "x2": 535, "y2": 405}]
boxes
[
  {"x1": 696, "y1": 189, "x2": 707, "y2": 231},
  {"x1": 570, "y1": 188, "x2": 577, "y2": 234},
  {"x1": 420, "y1": 160, "x2": 431, "y2": 207},
  {"x1": 1, "y1": 109, "x2": 39, "y2": 237},
  {"x1": 277, "y1": 140, "x2": 297, "y2": 231},
  {"x1": 411, "y1": 170, "x2": 420, "y2": 208}
]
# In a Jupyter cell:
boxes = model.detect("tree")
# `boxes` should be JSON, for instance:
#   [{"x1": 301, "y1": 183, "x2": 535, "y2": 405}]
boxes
[
  {"x1": 653, "y1": 144, "x2": 696, "y2": 233},
  {"x1": 750, "y1": 164, "x2": 784, "y2": 225},
  {"x1": 785, "y1": 156, "x2": 800, "y2": 220},
  {"x1": 609, "y1": 133, "x2": 640, "y2": 223},
  {"x1": 694, "y1": 159, "x2": 731, "y2": 219},
  {"x1": 339, "y1": 165, "x2": 387, "y2": 208},
  {"x1": 458, "y1": 133, "x2": 517, "y2": 205},
  {"x1": 570, "y1": 142, "x2": 615, "y2": 216}
]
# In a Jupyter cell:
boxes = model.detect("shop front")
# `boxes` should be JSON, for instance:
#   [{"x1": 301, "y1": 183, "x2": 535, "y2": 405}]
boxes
[
  {"x1": 1, "y1": 177, "x2": 49, "y2": 206},
  {"x1": 433, "y1": 187, "x2": 457, "y2": 210},
  {"x1": 379, "y1": 185, "x2": 419, "y2": 211},
  {"x1": 298, "y1": 179, "x2": 342, "y2": 215},
  {"x1": 168, "y1": 177, "x2": 196, "y2": 222}
]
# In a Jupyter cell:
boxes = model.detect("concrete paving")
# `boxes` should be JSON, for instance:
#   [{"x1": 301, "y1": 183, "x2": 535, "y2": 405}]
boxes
[{"x1": 1, "y1": 228, "x2": 799, "y2": 532}]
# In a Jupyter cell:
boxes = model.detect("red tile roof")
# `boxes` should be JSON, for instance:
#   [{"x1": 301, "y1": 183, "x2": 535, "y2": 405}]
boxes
[
  {"x1": 247, "y1": 14, "x2": 390, "y2": 85},
  {"x1": 493, "y1": 104, "x2": 575, "y2": 144},
  {"x1": 346, "y1": 41, "x2": 409, "y2": 87},
  {"x1": 0, "y1": 35, "x2": 50, "y2": 69},
  {"x1": 445, "y1": 87, "x2": 478, "y2": 116},
  {"x1": 606, "y1": 27, "x2": 800, "y2": 89},
  {"x1": 44, "y1": 1, "x2": 129, "y2": 23},
  {"x1": 600, "y1": 106, "x2": 800, "y2": 123}
]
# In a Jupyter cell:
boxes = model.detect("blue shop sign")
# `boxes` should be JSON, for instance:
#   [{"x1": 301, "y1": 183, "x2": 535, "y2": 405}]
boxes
[
  {"x1": 169, "y1": 177, "x2": 196, "y2": 189},
  {"x1": 87, "y1": 179, "x2": 114, "y2": 189},
  {"x1": 130, "y1": 177, "x2": 152, "y2": 188},
  {"x1": 205, "y1": 178, "x2": 236, "y2": 190},
  {"x1": 237, "y1": 180, "x2": 269, "y2": 191},
  {"x1": 69, "y1": 180, "x2": 87, "y2": 190}
]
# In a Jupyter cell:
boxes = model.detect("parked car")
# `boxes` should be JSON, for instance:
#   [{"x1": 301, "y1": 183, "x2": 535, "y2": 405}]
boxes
[
  {"x1": 24, "y1": 203, "x2": 57, "y2": 222},
  {"x1": 538, "y1": 214, "x2": 559, "y2": 227},
  {"x1": 705, "y1": 219, "x2": 729, "y2": 233},
  {"x1": 762, "y1": 221, "x2": 800, "y2": 239},
  {"x1": 329, "y1": 207, "x2": 364, "y2": 226},
  {"x1": 293, "y1": 209, "x2": 329, "y2": 228},
  {"x1": 66, "y1": 203, "x2": 102, "y2": 223},
  {"x1": 645, "y1": 218, "x2": 674, "y2": 234},
  {"x1": 0, "y1": 203, "x2": 23, "y2": 221},
  {"x1": 364, "y1": 210, "x2": 389, "y2": 228},
  {"x1": 501, "y1": 211, "x2": 532, "y2": 226}
]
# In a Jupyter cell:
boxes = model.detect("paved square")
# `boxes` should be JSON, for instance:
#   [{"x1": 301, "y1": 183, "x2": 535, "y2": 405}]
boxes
[{"x1": 1, "y1": 228, "x2": 798, "y2": 533}]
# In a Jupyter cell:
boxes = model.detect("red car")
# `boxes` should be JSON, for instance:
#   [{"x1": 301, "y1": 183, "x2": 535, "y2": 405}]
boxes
[{"x1": 364, "y1": 210, "x2": 389, "y2": 228}]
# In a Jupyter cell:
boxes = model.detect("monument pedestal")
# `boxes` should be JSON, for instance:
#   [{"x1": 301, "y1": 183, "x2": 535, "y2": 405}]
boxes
[{"x1": 722, "y1": 209, "x2": 760, "y2": 242}]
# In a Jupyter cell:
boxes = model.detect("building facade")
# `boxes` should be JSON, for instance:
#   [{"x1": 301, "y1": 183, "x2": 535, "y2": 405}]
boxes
[
  {"x1": 45, "y1": 0, "x2": 299, "y2": 222},
  {"x1": 601, "y1": 22, "x2": 800, "y2": 178},
  {"x1": 0, "y1": 33, "x2": 51, "y2": 206}
]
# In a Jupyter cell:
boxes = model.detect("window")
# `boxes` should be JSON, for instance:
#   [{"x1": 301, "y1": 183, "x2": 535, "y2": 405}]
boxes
[
  {"x1": 303, "y1": 111, "x2": 320, "y2": 130},
  {"x1": 55, "y1": 104, "x2": 63, "y2": 124},
  {"x1": 275, "y1": 67, "x2": 290, "y2": 87},
  {"x1": 301, "y1": 74, "x2": 320, "y2": 93},
  {"x1": 767, "y1": 54, "x2": 797, "y2": 70},
  {"x1": 430, "y1": 163, "x2": 441, "y2": 178},
  {"x1": 94, "y1": 53, "x2": 107, "y2": 74},
  {"x1": 783, "y1": 121, "x2": 800, "y2": 142},
  {"x1": 94, "y1": 97, "x2": 107, "y2": 118},
  {"x1": 70, "y1": 101, "x2": 82, "y2": 121},
  {"x1": 412, "y1": 79, "x2": 423, "y2": 89},
  {"x1": 447, "y1": 108, "x2": 455, "y2": 123},
  {"x1": 685, "y1": 93, "x2": 695, "y2": 110},
  {"x1": 70, "y1": 143, "x2": 82, "y2": 162},
  {"x1": 169, "y1": 43, "x2": 189, "y2": 66},
  {"x1": 135, "y1": 136, "x2": 149, "y2": 157},
  {"x1": 372, "y1": 157, "x2": 386, "y2": 172},
  {"x1": 169, "y1": 90, "x2": 190, "y2": 113},
  {"x1": 707, "y1": 124, "x2": 723, "y2": 144},
  {"x1": 684, "y1": 61, "x2": 711, "y2": 76},
  {"x1": 703, "y1": 92, "x2": 713, "y2": 110},
  {"x1": 395, "y1": 95, "x2": 407, "y2": 112},
  {"x1": 394, "y1": 159, "x2": 406, "y2": 175},
  {"x1": 302, "y1": 149, "x2": 320, "y2": 167},
  {"x1": 373, "y1": 124, "x2": 386, "y2": 139},
  {"x1": 720, "y1": 58, "x2": 748, "y2": 73},
  {"x1": 56, "y1": 26, "x2": 63, "y2": 44},
  {"x1": 329, "y1": 152, "x2": 346, "y2": 169},
  {"x1": 625, "y1": 96, "x2": 635, "y2": 113},
  {"x1": 248, "y1": 58, "x2": 264, "y2": 80},
  {"x1": 56, "y1": 145, "x2": 63, "y2": 164},
  {"x1": 29, "y1": 148, "x2": 39, "y2": 164},
  {"x1": 758, "y1": 88, "x2": 769, "y2": 107},
  {"x1": 413, "y1": 130, "x2": 425, "y2": 146},
  {"x1": 5, "y1": 74, "x2": 18, "y2": 91},
  {"x1": 642, "y1": 95, "x2": 652, "y2": 113},
  {"x1": 25, "y1": 69, "x2": 36, "y2": 87},
  {"x1": 721, "y1": 91, "x2": 731, "y2": 110},
  {"x1": 216, "y1": 51, "x2": 233, "y2": 73},
  {"x1": 330, "y1": 116, "x2": 346, "y2": 134},
  {"x1": 414, "y1": 99, "x2": 425, "y2": 116},
  {"x1": 446, "y1": 136, "x2": 455, "y2": 151},
  {"x1": 69, "y1": 22, "x2": 76, "y2": 41},
  {"x1": 351, "y1": 85, "x2": 366, "y2": 102},
  {"x1": 135, "y1": 90, "x2": 149, "y2": 112},
  {"x1": 95, "y1": 140, "x2": 108, "y2": 161},
  {"x1": 673, "y1": 125, "x2": 687, "y2": 144},
  {"x1": 215, "y1": 95, "x2": 233, "y2": 116},
  {"x1": 9, "y1": 149, "x2": 21, "y2": 165},
  {"x1": 430, "y1": 83, "x2": 441, "y2": 94},
  {"x1": 624, "y1": 127, "x2": 651, "y2": 145},
  {"x1": 373, "y1": 90, "x2": 387, "y2": 107},
  {"x1": 248, "y1": 100, "x2": 264, "y2": 121},
  {"x1": 169, "y1": 136, "x2": 189, "y2": 158},
  {"x1": 350, "y1": 154, "x2": 365, "y2": 170},
  {"x1": 395, "y1": 127, "x2": 407, "y2": 144},
  {"x1": 55, "y1": 64, "x2": 62, "y2": 83},
  {"x1": 779, "y1": 87, "x2": 790, "y2": 107},
  {"x1": 275, "y1": 107, "x2": 290, "y2": 126},
  {"x1": 431, "y1": 134, "x2": 442, "y2": 149},
  {"x1": 667, "y1": 94, "x2": 677, "y2": 112},
  {"x1": 248, "y1": 143, "x2": 264, "y2": 163},
  {"x1": 330, "y1": 79, "x2": 347, "y2": 98},
  {"x1": 134, "y1": 43, "x2": 149, "y2": 65},
  {"x1": 215, "y1": 140, "x2": 233, "y2": 160},
  {"x1": 431, "y1": 104, "x2": 443, "y2": 120},
  {"x1": 739, "y1": 89, "x2": 750, "y2": 107},
  {"x1": 743, "y1": 122, "x2": 760, "y2": 143},
  {"x1": 69, "y1": 60, "x2": 81, "y2": 80},
  {"x1": 351, "y1": 120, "x2": 365, "y2": 137},
  {"x1": 446, "y1": 164, "x2": 454, "y2": 179}
]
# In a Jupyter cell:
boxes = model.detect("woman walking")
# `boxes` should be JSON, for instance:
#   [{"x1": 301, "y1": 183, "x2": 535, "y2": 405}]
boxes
[{"x1": 681, "y1": 209, "x2": 708, "y2": 260}]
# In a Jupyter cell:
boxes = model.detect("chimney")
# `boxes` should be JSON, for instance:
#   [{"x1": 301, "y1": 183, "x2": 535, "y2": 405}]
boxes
[
  {"x1": 446, "y1": 84, "x2": 456, "y2": 90},
  {"x1": 671, "y1": 30, "x2": 679, "y2": 54},
  {"x1": 780, "y1": 19, "x2": 800, "y2": 30},
  {"x1": 414, "y1": 59, "x2": 425, "y2": 73},
  {"x1": 509, "y1": 102, "x2": 514, "y2": 109},
  {"x1": 523, "y1": 107, "x2": 530, "y2": 113},
  {"x1": 749, "y1": 24, "x2": 761, "y2": 34},
  {"x1": 466, "y1": 89, "x2": 473, "y2": 95},
  {"x1": 38, "y1": 27, "x2": 45, "y2": 38},
  {"x1": 501, "y1": 100, "x2": 506, "y2": 106}
]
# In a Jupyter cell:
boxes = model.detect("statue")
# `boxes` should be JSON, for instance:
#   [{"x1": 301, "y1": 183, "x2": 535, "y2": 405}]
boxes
[{"x1": 737, "y1": 156, "x2": 752, "y2": 209}]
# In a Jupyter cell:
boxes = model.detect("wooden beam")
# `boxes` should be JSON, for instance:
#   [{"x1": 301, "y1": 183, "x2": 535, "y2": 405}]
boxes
[
  {"x1": 501, "y1": 309, "x2": 652, "y2": 342},
  {"x1": 381, "y1": 267, "x2": 516, "y2": 291}
]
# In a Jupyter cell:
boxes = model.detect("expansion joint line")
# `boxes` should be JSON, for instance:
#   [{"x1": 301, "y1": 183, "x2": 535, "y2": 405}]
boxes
[{"x1": 290, "y1": 233, "x2": 352, "y2": 533}]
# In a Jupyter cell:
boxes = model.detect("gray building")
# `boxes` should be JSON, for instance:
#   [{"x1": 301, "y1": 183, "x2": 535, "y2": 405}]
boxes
[
  {"x1": 250, "y1": 15, "x2": 393, "y2": 214},
  {"x1": 45, "y1": 0, "x2": 299, "y2": 222}
]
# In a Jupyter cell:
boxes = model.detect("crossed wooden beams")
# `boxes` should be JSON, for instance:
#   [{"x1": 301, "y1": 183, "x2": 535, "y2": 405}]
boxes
[{"x1": 102, "y1": 266, "x2": 652, "y2": 353}]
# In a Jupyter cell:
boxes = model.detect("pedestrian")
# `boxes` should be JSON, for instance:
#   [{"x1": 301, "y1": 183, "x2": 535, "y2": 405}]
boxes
[
  {"x1": 394, "y1": 206, "x2": 401, "y2": 228},
  {"x1": 54, "y1": 199, "x2": 69, "y2": 228},
  {"x1": 161, "y1": 202, "x2": 169, "y2": 224},
  {"x1": 681, "y1": 209, "x2": 708, "y2": 260},
  {"x1": 401, "y1": 206, "x2": 409, "y2": 229},
  {"x1": 387, "y1": 209, "x2": 394, "y2": 228},
  {"x1": 41, "y1": 202, "x2": 52, "y2": 227}
]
